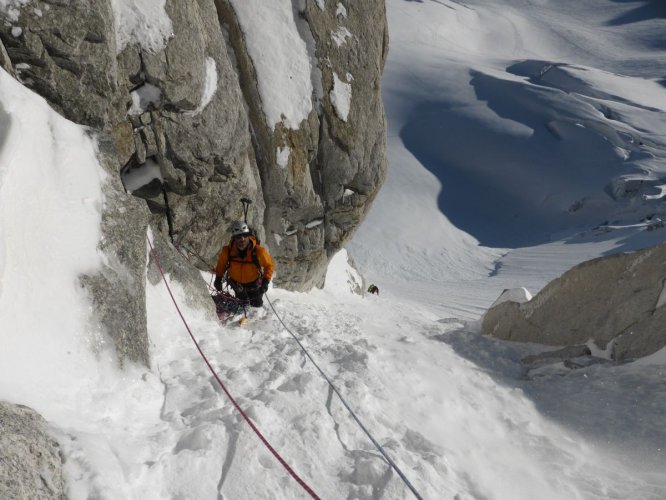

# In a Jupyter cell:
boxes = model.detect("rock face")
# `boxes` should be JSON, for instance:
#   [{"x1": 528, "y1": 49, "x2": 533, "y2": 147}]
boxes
[
  {"x1": 0, "y1": 402, "x2": 65, "y2": 499},
  {"x1": 0, "y1": 0, "x2": 387, "y2": 370},
  {"x1": 0, "y1": 0, "x2": 388, "y2": 293},
  {"x1": 217, "y1": 0, "x2": 389, "y2": 287},
  {"x1": 482, "y1": 242, "x2": 666, "y2": 361},
  {"x1": 80, "y1": 135, "x2": 152, "y2": 366}
]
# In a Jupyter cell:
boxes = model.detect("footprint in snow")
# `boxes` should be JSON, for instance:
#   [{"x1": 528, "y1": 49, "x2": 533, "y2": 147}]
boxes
[{"x1": 276, "y1": 373, "x2": 313, "y2": 395}]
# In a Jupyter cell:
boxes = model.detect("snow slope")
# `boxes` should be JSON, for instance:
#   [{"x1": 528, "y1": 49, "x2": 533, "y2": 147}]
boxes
[
  {"x1": 351, "y1": 0, "x2": 666, "y2": 318},
  {"x1": 0, "y1": 0, "x2": 665, "y2": 499}
]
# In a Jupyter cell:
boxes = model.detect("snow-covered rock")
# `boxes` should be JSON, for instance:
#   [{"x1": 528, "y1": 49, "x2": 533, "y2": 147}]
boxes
[
  {"x1": 488, "y1": 287, "x2": 533, "y2": 309},
  {"x1": 0, "y1": 0, "x2": 388, "y2": 291},
  {"x1": 482, "y1": 242, "x2": 666, "y2": 361}
]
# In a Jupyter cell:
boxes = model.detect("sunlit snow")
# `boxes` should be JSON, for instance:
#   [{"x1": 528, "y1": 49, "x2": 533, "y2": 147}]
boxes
[
  {"x1": 330, "y1": 72, "x2": 352, "y2": 122},
  {"x1": 1, "y1": 0, "x2": 665, "y2": 499},
  {"x1": 228, "y1": 0, "x2": 314, "y2": 130},
  {"x1": 109, "y1": 0, "x2": 173, "y2": 54},
  {"x1": 185, "y1": 57, "x2": 218, "y2": 117}
]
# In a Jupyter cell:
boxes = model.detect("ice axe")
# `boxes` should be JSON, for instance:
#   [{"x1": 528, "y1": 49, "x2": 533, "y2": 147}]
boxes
[{"x1": 240, "y1": 197, "x2": 252, "y2": 223}]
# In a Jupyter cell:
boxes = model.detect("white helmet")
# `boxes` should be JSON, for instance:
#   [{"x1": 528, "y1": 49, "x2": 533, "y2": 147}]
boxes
[{"x1": 230, "y1": 220, "x2": 251, "y2": 236}]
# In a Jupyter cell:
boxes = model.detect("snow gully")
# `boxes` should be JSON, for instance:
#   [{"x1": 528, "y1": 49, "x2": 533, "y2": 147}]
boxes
[{"x1": 149, "y1": 235, "x2": 424, "y2": 499}]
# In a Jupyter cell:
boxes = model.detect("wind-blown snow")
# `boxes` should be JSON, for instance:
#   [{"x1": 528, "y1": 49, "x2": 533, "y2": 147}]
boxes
[
  {"x1": 110, "y1": 0, "x2": 173, "y2": 54},
  {"x1": 330, "y1": 72, "x2": 352, "y2": 122},
  {"x1": 331, "y1": 26, "x2": 352, "y2": 47},
  {"x1": 229, "y1": 0, "x2": 314, "y2": 130},
  {"x1": 185, "y1": 57, "x2": 218, "y2": 117},
  {"x1": 0, "y1": 68, "x2": 114, "y2": 418},
  {"x1": 1, "y1": 0, "x2": 666, "y2": 499},
  {"x1": 488, "y1": 287, "x2": 532, "y2": 308},
  {"x1": 276, "y1": 145, "x2": 290, "y2": 168}
]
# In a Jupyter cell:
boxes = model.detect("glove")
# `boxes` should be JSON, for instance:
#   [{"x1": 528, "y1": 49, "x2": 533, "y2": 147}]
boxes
[
  {"x1": 260, "y1": 279, "x2": 270, "y2": 294},
  {"x1": 214, "y1": 276, "x2": 223, "y2": 291}
]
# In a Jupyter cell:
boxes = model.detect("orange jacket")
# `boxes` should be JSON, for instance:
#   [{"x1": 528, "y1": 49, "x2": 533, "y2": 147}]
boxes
[{"x1": 214, "y1": 236, "x2": 275, "y2": 285}]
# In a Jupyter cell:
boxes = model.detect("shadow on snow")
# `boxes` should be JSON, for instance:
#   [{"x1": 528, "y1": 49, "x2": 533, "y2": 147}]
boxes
[
  {"x1": 433, "y1": 325, "x2": 666, "y2": 473},
  {"x1": 607, "y1": 0, "x2": 666, "y2": 27},
  {"x1": 399, "y1": 70, "x2": 628, "y2": 248}
]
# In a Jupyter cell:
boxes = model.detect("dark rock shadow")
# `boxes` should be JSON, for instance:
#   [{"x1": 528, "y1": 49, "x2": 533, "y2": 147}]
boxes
[{"x1": 607, "y1": 0, "x2": 666, "y2": 26}]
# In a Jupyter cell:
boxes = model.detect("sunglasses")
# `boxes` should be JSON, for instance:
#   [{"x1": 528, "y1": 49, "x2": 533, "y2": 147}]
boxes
[{"x1": 234, "y1": 234, "x2": 249, "y2": 240}]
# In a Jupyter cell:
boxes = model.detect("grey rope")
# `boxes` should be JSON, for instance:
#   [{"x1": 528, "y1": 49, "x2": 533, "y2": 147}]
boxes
[{"x1": 265, "y1": 294, "x2": 424, "y2": 500}]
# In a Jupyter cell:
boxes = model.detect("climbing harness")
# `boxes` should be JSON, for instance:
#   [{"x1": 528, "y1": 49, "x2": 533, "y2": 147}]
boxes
[
  {"x1": 265, "y1": 294, "x2": 424, "y2": 500},
  {"x1": 147, "y1": 236, "x2": 320, "y2": 499},
  {"x1": 240, "y1": 196, "x2": 252, "y2": 222},
  {"x1": 211, "y1": 289, "x2": 248, "y2": 321}
]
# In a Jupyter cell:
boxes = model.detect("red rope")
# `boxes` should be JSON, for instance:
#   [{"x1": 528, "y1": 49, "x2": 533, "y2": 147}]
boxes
[{"x1": 147, "y1": 237, "x2": 321, "y2": 499}]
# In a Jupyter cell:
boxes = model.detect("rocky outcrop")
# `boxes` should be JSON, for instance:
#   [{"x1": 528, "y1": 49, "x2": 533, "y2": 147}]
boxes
[
  {"x1": 0, "y1": 0, "x2": 387, "y2": 371},
  {"x1": 0, "y1": 0, "x2": 388, "y2": 292},
  {"x1": 79, "y1": 134, "x2": 152, "y2": 366},
  {"x1": 216, "y1": 0, "x2": 388, "y2": 287},
  {"x1": 0, "y1": 402, "x2": 65, "y2": 499},
  {"x1": 482, "y1": 243, "x2": 666, "y2": 361}
]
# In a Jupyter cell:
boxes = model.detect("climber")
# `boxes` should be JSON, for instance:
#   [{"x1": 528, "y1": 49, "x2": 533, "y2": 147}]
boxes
[
  {"x1": 367, "y1": 284, "x2": 379, "y2": 295},
  {"x1": 213, "y1": 220, "x2": 275, "y2": 307}
]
